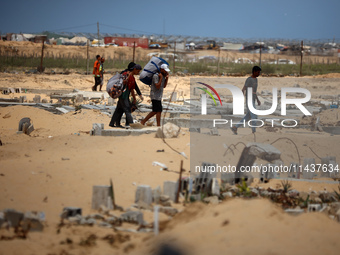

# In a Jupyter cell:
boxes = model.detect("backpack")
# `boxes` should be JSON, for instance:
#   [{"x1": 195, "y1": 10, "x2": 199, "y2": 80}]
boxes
[
  {"x1": 106, "y1": 72, "x2": 127, "y2": 99},
  {"x1": 139, "y1": 56, "x2": 169, "y2": 86}
]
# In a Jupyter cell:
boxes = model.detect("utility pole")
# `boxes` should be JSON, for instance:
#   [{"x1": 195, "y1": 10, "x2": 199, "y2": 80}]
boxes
[
  {"x1": 86, "y1": 39, "x2": 89, "y2": 74},
  {"x1": 39, "y1": 38, "x2": 45, "y2": 73},
  {"x1": 300, "y1": 40, "x2": 303, "y2": 77},
  {"x1": 173, "y1": 41, "x2": 176, "y2": 73},
  {"x1": 97, "y1": 22, "x2": 100, "y2": 46},
  {"x1": 217, "y1": 48, "x2": 220, "y2": 75},
  {"x1": 133, "y1": 41, "x2": 136, "y2": 62},
  {"x1": 259, "y1": 44, "x2": 262, "y2": 68}
]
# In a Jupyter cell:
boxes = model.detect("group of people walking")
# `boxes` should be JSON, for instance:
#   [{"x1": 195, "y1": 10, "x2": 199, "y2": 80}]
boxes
[
  {"x1": 93, "y1": 56, "x2": 170, "y2": 128},
  {"x1": 93, "y1": 55, "x2": 261, "y2": 134}
]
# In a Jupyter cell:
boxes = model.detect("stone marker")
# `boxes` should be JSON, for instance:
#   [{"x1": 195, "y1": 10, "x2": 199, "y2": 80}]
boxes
[
  {"x1": 163, "y1": 181, "x2": 178, "y2": 202},
  {"x1": 170, "y1": 92, "x2": 177, "y2": 102},
  {"x1": 211, "y1": 178, "x2": 220, "y2": 196},
  {"x1": 19, "y1": 96, "x2": 26, "y2": 103},
  {"x1": 92, "y1": 185, "x2": 113, "y2": 210},
  {"x1": 22, "y1": 211, "x2": 44, "y2": 232},
  {"x1": 75, "y1": 94, "x2": 84, "y2": 103},
  {"x1": 135, "y1": 185, "x2": 153, "y2": 206},
  {"x1": 288, "y1": 163, "x2": 299, "y2": 179},
  {"x1": 152, "y1": 186, "x2": 162, "y2": 204},
  {"x1": 302, "y1": 158, "x2": 316, "y2": 179},
  {"x1": 91, "y1": 123, "x2": 104, "y2": 136},
  {"x1": 33, "y1": 95, "x2": 41, "y2": 103},
  {"x1": 120, "y1": 211, "x2": 143, "y2": 225},
  {"x1": 4, "y1": 209, "x2": 24, "y2": 228},
  {"x1": 0, "y1": 212, "x2": 4, "y2": 227},
  {"x1": 155, "y1": 122, "x2": 180, "y2": 139}
]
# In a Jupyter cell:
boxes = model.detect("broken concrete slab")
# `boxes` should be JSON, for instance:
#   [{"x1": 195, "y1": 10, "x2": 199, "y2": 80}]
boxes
[
  {"x1": 163, "y1": 181, "x2": 178, "y2": 202},
  {"x1": 120, "y1": 211, "x2": 144, "y2": 225},
  {"x1": 4, "y1": 209, "x2": 24, "y2": 228},
  {"x1": 135, "y1": 185, "x2": 153, "y2": 206},
  {"x1": 61, "y1": 207, "x2": 82, "y2": 219},
  {"x1": 235, "y1": 143, "x2": 281, "y2": 183},
  {"x1": 91, "y1": 185, "x2": 113, "y2": 210},
  {"x1": 22, "y1": 211, "x2": 44, "y2": 232},
  {"x1": 100, "y1": 128, "x2": 157, "y2": 137},
  {"x1": 323, "y1": 126, "x2": 340, "y2": 135},
  {"x1": 158, "y1": 206, "x2": 179, "y2": 217}
]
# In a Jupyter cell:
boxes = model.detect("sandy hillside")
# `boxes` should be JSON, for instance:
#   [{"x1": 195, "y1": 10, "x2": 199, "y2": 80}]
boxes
[{"x1": 0, "y1": 70, "x2": 340, "y2": 255}]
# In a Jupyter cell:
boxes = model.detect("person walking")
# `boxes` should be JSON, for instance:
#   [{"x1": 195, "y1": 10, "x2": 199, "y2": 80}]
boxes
[
  {"x1": 231, "y1": 66, "x2": 261, "y2": 134},
  {"x1": 140, "y1": 64, "x2": 170, "y2": 127},
  {"x1": 99, "y1": 57, "x2": 105, "y2": 91},
  {"x1": 109, "y1": 64, "x2": 142, "y2": 128},
  {"x1": 92, "y1": 55, "x2": 101, "y2": 91}
]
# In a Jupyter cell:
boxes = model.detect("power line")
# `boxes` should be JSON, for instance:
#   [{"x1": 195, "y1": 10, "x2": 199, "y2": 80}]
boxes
[
  {"x1": 48, "y1": 23, "x2": 97, "y2": 32},
  {"x1": 100, "y1": 23, "x2": 163, "y2": 36}
]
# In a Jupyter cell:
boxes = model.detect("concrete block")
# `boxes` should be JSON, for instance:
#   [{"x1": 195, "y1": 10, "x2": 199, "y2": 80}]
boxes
[
  {"x1": 211, "y1": 178, "x2": 220, "y2": 196},
  {"x1": 288, "y1": 163, "x2": 299, "y2": 178},
  {"x1": 135, "y1": 185, "x2": 153, "y2": 206},
  {"x1": 308, "y1": 204, "x2": 322, "y2": 212},
  {"x1": 321, "y1": 157, "x2": 332, "y2": 177},
  {"x1": 329, "y1": 160, "x2": 340, "y2": 179},
  {"x1": 0, "y1": 212, "x2": 5, "y2": 227},
  {"x1": 18, "y1": 117, "x2": 31, "y2": 132},
  {"x1": 158, "y1": 206, "x2": 179, "y2": 217},
  {"x1": 61, "y1": 207, "x2": 82, "y2": 219},
  {"x1": 163, "y1": 181, "x2": 178, "y2": 202},
  {"x1": 120, "y1": 211, "x2": 143, "y2": 225},
  {"x1": 303, "y1": 158, "x2": 316, "y2": 179},
  {"x1": 91, "y1": 123, "x2": 104, "y2": 136},
  {"x1": 4, "y1": 209, "x2": 24, "y2": 228},
  {"x1": 152, "y1": 186, "x2": 162, "y2": 204},
  {"x1": 33, "y1": 95, "x2": 41, "y2": 103},
  {"x1": 22, "y1": 211, "x2": 44, "y2": 232},
  {"x1": 91, "y1": 185, "x2": 113, "y2": 210},
  {"x1": 221, "y1": 172, "x2": 235, "y2": 185},
  {"x1": 19, "y1": 96, "x2": 26, "y2": 103}
]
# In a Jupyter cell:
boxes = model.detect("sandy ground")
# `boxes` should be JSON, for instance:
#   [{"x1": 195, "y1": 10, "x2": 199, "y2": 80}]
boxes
[{"x1": 1, "y1": 65, "x2": 340, "y2": 254}]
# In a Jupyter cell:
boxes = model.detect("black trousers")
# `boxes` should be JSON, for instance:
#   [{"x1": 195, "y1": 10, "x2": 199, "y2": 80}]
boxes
[{"x1": 109, "y1": 97, "x2": 133, "y2": 127}]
